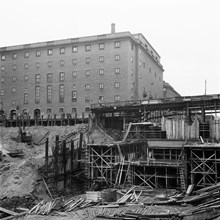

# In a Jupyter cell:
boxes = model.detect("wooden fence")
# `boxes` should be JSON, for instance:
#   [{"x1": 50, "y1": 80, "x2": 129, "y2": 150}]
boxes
[{"x1": 161, "y1": 117, "x2": 199, "y2": 140}]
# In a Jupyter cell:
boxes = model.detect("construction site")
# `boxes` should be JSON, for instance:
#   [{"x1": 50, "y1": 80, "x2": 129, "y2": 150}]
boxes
[{"x1": 0, "y1": 94, "x2": 220, "y2": 220}]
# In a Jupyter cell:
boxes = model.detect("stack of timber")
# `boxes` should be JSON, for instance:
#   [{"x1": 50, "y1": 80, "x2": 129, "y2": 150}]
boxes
[
  {"x1": 178, "y1": 182, "x2": 220, "y2": 219},
  {"x1": 161, "y1": 117, "x2": 199, "y2": 140},
  {"x1": 28, "y1": 195, "x2": 93, "y2": 215}
]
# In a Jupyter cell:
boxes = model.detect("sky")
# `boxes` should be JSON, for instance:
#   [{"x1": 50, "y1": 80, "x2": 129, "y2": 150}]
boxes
[{"x1": 0, "y1": 0, "x2": 219, "y2": 96}]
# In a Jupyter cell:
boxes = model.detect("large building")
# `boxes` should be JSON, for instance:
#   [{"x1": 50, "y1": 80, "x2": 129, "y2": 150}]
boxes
[
  {"x1": 0, "y1": 24, "x2": 164, "y2": 118},
  {"x1": 163, "y1": 81, "x2": 180, "y2": 98}
]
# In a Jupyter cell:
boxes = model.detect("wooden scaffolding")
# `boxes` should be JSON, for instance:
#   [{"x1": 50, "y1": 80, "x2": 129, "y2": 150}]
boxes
[{"x1": 186, "y1": 144, "x2": 220, "y2": 190}]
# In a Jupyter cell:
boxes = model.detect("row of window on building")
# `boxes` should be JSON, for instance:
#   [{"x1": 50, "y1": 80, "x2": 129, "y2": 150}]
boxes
[
  {"x1": 0, "y1": 55, "x2": 122, "y2": 71},
  {"x1": 1, "y1": 84, "x2": 121, "y2": 111},
  {"x1": 0, "y1": 42, "x2": 121, "y2": 61},
  {"x1": 0, "y1": 80, "x2": 121, "y2": 97},
  {"x1": 1, "y1": 67, "x2": 122, "y2": 83}
]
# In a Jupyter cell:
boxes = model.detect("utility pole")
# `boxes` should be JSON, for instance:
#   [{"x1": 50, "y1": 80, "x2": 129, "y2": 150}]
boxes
[{"x1": 205, "y1": 80, "x2": 207, "y2": 95}]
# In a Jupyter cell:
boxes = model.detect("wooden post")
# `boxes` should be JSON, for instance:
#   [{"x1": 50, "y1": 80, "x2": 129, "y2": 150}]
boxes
[
  {"x1": 45, "y1": 138, "x2": 49, "y2": 182},
  {"x1": 82, "y1": 112, "x2": 84, "y2": 124},
  {"x1": 54, "y1": 114, "x2": 56, "y2": 126},
  {"x1": 78, "y1": 133, "x2": 83, "y2": 168},
  {"x1": 55, "y1": 135, "x2": 59, "y2": 191},
  {"x1": 63, "y1": 140, "x2": 67, "y2": 190},
  {"x1": 75, "y1": 113, "x2": 77, "y2": 125},
  {"x1": 70, "y1": 140, "x2": 74, "y2": 189}
]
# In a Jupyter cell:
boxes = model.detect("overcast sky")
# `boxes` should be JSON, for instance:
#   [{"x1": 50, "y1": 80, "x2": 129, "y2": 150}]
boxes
[{"x1": 1, "y1": 0, "x2": 219, "y2": 96}]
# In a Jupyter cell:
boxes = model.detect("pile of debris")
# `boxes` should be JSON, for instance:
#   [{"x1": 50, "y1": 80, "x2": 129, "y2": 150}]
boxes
[{"x1": 21, "y1": 183, "x2": 220, "y2": 220}]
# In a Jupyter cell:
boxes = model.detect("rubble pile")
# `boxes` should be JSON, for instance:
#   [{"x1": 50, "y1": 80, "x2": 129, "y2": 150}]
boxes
[{"x1": 0, "y1": 125, "x2": 88, "y2": 219}]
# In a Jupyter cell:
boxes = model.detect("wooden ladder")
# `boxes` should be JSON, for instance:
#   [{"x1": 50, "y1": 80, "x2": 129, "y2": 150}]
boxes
[
  {"x1": 179, "y1": 166, "x2": 186, "y2": 191},
  {"x1": 123, "y1": 162, "x2": 132, "y2": 186}
]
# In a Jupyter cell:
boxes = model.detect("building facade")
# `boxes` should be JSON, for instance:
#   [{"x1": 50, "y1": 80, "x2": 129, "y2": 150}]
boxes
[
  {"x1": 0, "y1": 24, "x2": 164, "y2": 118},
  {"x1": 163, "y1": 81, "x2": 180, "y2": 98}
]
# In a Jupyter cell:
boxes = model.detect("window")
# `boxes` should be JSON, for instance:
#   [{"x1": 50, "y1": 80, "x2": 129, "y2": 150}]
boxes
[
  {"x1": 149, "y1": 68, "x2": 151, "y2": 73},
  {"x1": 12, "y1": 76, "x2": 16, "y2": 82},
  {"x1": 1, "y1": 55, "x2": 6, "y2": 60},
  {"x1": 47, "y1": 73, "x2": 52, "y2": 83},
  {"x1": 115, "y1": 82, "x2": 120, "y2": 88},
  {"x1": 85, "y1": 70, "x2": 90, "y2": 76},
  {"x1": 155, "y1": 72, "x2": 157, "y2": 78},
  {"x1": 35, "y1": 74, "x2": 41, "y2": 83},
  {"x1": 99, "y1": 43, "x2": 105, "y2": 50},
  {"x1": 85, "y1": 107, "x2": 90, "y2": 112},
  {"x1": 99, "y1": 96, "x2": 104, "y2": 101},
  {"x1": 114, "y1": 95, "x2": 120, "y2": 101},
  {"x1": 139, "y1": 60, "x2": 142, "y2": 67},
  {"x1": 131, "y1": 56, "x2": 133, "y2": 63},
  {"x1": 86, "y1": 57, "x2": 91, "y2": 63},
  {"x1": 115, "y1": 68, "x2": 120, "y2": 74},
  {"x1": 72, "y1": 46, "x2": 78, "y2": 53},
  {"x1": 99, "y1": 69, "x2": 104, "y2": 75},
  {"x1": 36, "y1": 50, "x2": 41, "y2": 57},
  {"x1": 24, "y1": 75, "x2": 29, "y2": 81},
  {"x1": 60, "y1": 60, "x2": 65, "y2": 66},
  {"x1": 1, "y1": 77, "x2": 4, "y2": 82},
  {"x1": 47, "y1": 108, "x2": 52, "y2": 114},
  {"x1": 0, "y1": 89, "x2": 4, "y2": 96},
  {"x1": 72, "y1": 108, "x2": 77, "y2": 113},
  {"x1": 131, "y1": 43, "x2": 134, "y2": 50},
  {"x1": 73, "y1": 84, "x2": 76, "y2": 90},
  {"x1": 24, "y1": 63, "x2": 29, "y2": 69},
  {"x1": 139, "y1": 49, "x2": 142, "y2": 55},
  {"x1": 85, "y1": 45, "x2": 91, "y2": 51},
  {"x1": 60, "y1": 48, "x2": 65, "y2": 54},
  {"x1": 72, "y1": 71, "x2": 77, "y2": 77},
  {"x1": 115, "y1": 42, "x2": 120, "y2": 48},
  {"x1": 35, "y1": 86, "x2": 40, "y2": 104},
  {"x1": 48, "y1": 49, "x2": 53, "y2": 55},
  {"x1": 59, "y1": 72, "x2": 65, "y2": 82},
  {"x1": 131, "y1": 69, "x2": 133, "y2": 76},
  {"x1": 143, "y1": 62, "x2": 145, "y2": 68},
  {"x1": 72, "y1": 59, "x2": 77, "y2": 65},
  {"x1": 72, "y1": 90, "x2": 77, "y2": 102},
  {"x1": 85, "y1": 97, "x2": 90, "y2": 103},
  {"x1": 115, "y1": 54, "x2": 120, "y2": 61},
  {"x1": 85, "y1": 84, "x2": 90, "y2": 90},
  {"x1": 24, "y1": 52, "x2": 29, "y2": 58},
  {"x1": 12, "y1": 65, "x2": 16, "y2": 70},
  {"x1": 46, "y1": 62, "x2": 53, "y2": 69},
  {"x1": 1, "y1": 66, "x2": 5, "y2": 71},
  {"x1": 12, "y1": 53, "x2": 17, "y2": 59},
  {"x1": 47, "y1": 85, "x2": 52, "y2": 103},
  {"x1": 12, "y1": 87, "x2": 16, "y2": 93},
  {"x1": 59, "y1": 84, "x2": 64, "y2": 103},
  {"x1": 99, "y1": 56, "x2": 104, "y2": 62},
  {"x1": 36, "y1": 62, "x2": 40, "y2": 68},
  {"x1": 99, "y1": 83, "x2": 104, "y2": 89},
  {"x1": 11, "y1": 100, "x2": 16, "y2": 105},
  {"x1": 24, "y1": 88, "x2": 28, "y2": 92},
  {"x1": 24, "y1": 93, "x2": 28, "y2": 104},
  {"x1": 59, "y1": 108, "x2": 64, "y2": 113}
]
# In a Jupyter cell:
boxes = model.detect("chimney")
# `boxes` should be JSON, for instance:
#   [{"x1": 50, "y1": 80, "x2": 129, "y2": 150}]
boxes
[{"x1": 111, "y1": 23, "x2": 115, "y2": 34}]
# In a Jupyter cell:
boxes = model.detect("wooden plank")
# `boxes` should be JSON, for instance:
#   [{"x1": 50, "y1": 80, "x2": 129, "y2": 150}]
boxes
[
  {"x1": 0, "y1": 207, "x2": 18, "y2": 216},
  {"x1": 0, "y1": 211, "x2": 28, "y2": 220}
]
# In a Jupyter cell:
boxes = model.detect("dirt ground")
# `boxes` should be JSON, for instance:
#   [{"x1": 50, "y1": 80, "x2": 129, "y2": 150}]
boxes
[{"x1": 0, "y1": 125, "x2": 87, "y2": 205}]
